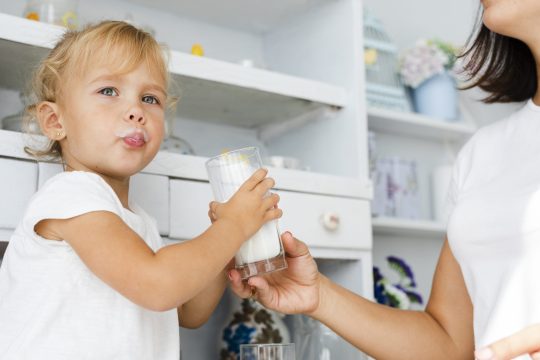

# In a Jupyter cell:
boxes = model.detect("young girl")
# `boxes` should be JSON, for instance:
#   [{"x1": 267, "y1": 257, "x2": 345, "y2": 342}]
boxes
[{"x1": 0, "y1": 21, "x2": 281, "y2": 359}]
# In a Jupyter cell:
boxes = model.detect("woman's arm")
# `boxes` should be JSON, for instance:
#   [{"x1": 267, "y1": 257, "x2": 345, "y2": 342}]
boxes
[{"x1": 230, "y1": 234, "x2": 474, "y2": 360}]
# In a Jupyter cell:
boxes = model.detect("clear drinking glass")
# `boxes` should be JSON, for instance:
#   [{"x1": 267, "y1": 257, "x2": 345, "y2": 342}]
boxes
[
  {"x1": 240, "y1": 343, "x2": 295, "y2": 360},
  {"x1": 205, "y1": 147, "x2": 287, "y2": 279}
]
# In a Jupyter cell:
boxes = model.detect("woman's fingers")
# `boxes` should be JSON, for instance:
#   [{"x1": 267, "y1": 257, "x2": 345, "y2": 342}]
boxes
[
  {"x1": 475, "y1": 324, "x2": 540, "y2": 360},
  {"x1": 281, "y1": 231, "x2": 310, "y2": 258}
]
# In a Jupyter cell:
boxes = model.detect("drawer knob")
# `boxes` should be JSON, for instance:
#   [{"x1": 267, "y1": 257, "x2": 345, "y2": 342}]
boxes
[{"x1": 321, "y1": 212, "x2": 340, "y2": 231}]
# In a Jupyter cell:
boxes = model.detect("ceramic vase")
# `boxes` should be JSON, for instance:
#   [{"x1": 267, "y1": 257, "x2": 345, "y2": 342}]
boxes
[
  {"x1": 219, "y1": 292, "x2": 290, "y2": 360},
  {"x1": 412, "y1": 71, "x2": 458, "y2": 121}
]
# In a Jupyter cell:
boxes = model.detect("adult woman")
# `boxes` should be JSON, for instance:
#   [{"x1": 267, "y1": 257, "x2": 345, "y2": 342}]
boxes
[{"x1": 227, "y1": 2, "x2": 540, "y2": 359}]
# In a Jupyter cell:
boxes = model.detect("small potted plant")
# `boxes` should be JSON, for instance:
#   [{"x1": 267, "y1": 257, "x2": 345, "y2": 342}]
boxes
[{"x1": 399, "y1": 39, "x2": 460, "y2": 121}]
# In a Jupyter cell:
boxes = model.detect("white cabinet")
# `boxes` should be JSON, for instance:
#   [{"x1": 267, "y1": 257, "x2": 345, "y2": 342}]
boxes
[
  {"x1": 37, "y1": 162, "x2": 62, "y2": 188},
  {"x1": 277, "y1": 190, "x2": 371, "y2": 254},
  {"x1": 169, "y1": 179, "x2": 213, "y2": 239},
  {"x1": 130, "y1": 173, "x2": 170, "y2": 236},
  {"x1": 0, "y1": 158, "x2": 37, "y2": 229},
  {"x1": 0, "y1": 0, "x2": 371, "y2": 358}
]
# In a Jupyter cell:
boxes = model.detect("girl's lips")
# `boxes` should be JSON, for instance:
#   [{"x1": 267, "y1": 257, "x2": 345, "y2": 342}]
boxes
[
  {"x1": 115, "y1": 127, "x2": 150, "y2": 148},
  {"x1": 123, "y1": 134, "x2": 145, "y2": 148}
]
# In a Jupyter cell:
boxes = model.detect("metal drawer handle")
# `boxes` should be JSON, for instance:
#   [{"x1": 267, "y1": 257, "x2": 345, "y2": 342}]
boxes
[{"x1": 320, "y1": 212, "x2": 340, "y2": 231}]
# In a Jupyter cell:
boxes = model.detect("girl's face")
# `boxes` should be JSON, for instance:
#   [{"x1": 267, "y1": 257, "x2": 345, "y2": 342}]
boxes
[
  {"x1": 482, "y1": 0, "x2": 540, "y2": 43},
  {"x1": 58, "y1": 61, "x2": 166, "y2": 180}
]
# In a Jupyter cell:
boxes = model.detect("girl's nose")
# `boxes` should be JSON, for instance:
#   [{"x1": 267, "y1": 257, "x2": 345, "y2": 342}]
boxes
[
  {"x1": 129, "y1": 113, "x2": 144, "y2": 123},
  {"x1": 126, "y1": 107, "x2": 145, "y2": 124}
]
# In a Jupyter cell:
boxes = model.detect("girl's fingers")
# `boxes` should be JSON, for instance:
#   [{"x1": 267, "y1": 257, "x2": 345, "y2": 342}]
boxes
[
  {"x1": 228, "y1": 269, "x2": 253, "y2": 298},
  {"x1": 253, "y1": 177, "x2": 275, "y2": 196},
  {"x1": 264, "y1": 208, "x2": 283, "y2": 222},
  {"x1": 261, "y1": 193, "x2": 280, "y2": 210},
  {"x1": 239, "y1": 168, "x2": 268, "y2": 192},
  {"x1": 209, "y1": 201, "x2": 221, "y2": 215}
]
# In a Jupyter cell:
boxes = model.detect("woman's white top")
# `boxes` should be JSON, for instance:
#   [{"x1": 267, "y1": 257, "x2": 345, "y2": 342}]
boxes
[
  {"x1": 0, "y1": 171, "x2": 179, "y2": 359},
  {"x1": 448, "y1": 100, "x2": 540, "y2": 354}
]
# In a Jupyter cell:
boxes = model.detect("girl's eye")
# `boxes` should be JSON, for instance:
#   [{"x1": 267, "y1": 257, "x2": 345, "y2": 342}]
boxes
[
  {"x1": 99, "y1": 87, "x2": 118, "y2": 96},
  {"x1": 142, "y1": 95, "x2": 160, "y2": 105}
]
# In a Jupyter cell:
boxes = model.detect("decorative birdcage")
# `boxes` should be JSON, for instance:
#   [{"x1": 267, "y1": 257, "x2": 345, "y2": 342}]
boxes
[{"x1": 363, "y1": 9, "x2": 411, "y2": 111}]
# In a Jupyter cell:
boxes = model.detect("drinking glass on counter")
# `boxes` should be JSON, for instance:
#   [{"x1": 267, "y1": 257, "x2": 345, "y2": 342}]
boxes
[
  {"x1": 205, "y1": 147, "x2": 287, "y2": 279},
  {"x1": 240, "y1": 343, "x2": 295, "y2": 360}
]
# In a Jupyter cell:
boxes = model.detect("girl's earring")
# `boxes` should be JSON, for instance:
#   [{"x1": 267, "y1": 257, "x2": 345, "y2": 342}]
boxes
[{"x1": 56, "y1": 131, "x2": 64, "y2": 138}]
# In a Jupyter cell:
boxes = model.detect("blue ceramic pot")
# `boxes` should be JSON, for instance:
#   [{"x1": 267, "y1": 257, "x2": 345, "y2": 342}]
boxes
[{"x1": 412, "y1": 71, "x2": 458, "y2": 121}]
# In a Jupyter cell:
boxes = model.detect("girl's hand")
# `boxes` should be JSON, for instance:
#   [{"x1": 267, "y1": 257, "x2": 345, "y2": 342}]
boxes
[
  {"x1": 475, "y1": 324, "x2": 540, "y2": 360},
  {"x1": 228, "y1": 232, "x2": 321, "y2": 315},
  {"x1": 209, "y1": 168, "x2": 281, "y2": 239}
]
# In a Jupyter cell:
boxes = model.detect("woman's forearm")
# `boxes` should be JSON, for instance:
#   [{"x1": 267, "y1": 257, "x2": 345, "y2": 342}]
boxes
[{"x1": 311, "y1": 276, "x2": 466, "y2": 360}]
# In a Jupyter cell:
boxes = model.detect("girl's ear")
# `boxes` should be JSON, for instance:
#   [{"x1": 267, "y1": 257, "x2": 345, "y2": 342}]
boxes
[{"x1": 36, "y1": 101, "x2": 65, "y2": 140}]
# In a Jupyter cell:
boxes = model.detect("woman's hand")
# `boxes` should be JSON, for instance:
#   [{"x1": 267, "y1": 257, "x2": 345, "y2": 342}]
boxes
[
  {"x1": 228, "y1": 231, "x2": 321, "y2": 315},
  {"x1": 475, "y1": 324, "x2": 540, "y2": 360}
]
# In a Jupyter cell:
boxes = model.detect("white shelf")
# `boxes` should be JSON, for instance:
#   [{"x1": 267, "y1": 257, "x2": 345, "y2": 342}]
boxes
[
  {"x1": 125, "y1": 0, "x2": 329, "y2": 33},
  {"x1": 0, "y1": 229, "x2": 13, "y2": 242},
  {"x1": 0, "y1": 129, "x2": 372, "y2": 200},
  {"x1": 371, "y1": 217, "x2": 446, "y2": 238},
  {"x1": 0, "y1": 13, "x2": 347, "y2": 129},
  {"x1": 367, "y1": 106, "x2": 476, "y2": 142}
]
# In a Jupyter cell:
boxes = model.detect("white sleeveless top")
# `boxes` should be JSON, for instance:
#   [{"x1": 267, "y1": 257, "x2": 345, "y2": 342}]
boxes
[
  {"x1": 447, "y1": 100, "x2": 540, "y2": 357},
  {"x1": 0, "y1": 171, "x2": 179, "y2": 359}
]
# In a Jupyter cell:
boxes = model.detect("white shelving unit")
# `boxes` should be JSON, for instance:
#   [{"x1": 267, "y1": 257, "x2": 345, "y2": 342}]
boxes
[
  {"x1": 371, "y1": 217, "x2": 446, "y2": 238},
  {"x1": 0, "y1": 1, "x2": 370, "y2": 358},
  {"x1": 0, "y1": 13, "x2": 347, "y2": 130},
  {"x1": 368, "y1": 106, "x2": 476, "y2": 142}
]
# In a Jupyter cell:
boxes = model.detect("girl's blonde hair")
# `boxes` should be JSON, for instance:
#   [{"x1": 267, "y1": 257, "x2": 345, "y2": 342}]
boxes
[{"x1": 24, "y1": 20, "x2": 172, "y2": 159}]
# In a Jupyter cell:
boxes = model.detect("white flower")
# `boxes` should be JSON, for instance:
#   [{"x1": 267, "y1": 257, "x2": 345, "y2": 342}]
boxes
[{"x1": 400, "y1": 39, "x2": 456, "y2": 88}]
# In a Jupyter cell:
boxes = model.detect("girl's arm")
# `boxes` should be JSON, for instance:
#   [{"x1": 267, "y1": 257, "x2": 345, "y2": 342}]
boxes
[
  {"x1": 177, "y1": 268, "x2": 228, "y2": 329},
  {"x1": 34, "y1": 169, "x2": 281, "y2": 312},
  {"x1": 230, "y1": 234, "x2": 474, "y2": 360}
]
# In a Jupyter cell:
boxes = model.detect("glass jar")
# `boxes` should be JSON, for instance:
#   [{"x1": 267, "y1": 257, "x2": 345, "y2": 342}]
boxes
[{"x1": 23, "y1": 0, "x2": 79, "y2": 29}]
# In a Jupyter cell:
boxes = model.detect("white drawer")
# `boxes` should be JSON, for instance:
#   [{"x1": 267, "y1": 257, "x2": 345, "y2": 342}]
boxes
[
  {"x1": 169, "y1": 179, "x2": 213, "y2": 239},
  {"x1": 276, "y1": 190, "x2": 371, "y2": 250},
  {"x1": 130, "y1": 173, "x2": 169, "y2": 236},
  {"x1": 169, "y1": 178, "x2": 371, "y2": 251},
  {"x1": 38, "y1": 162, "x2": 63, "y2": 188},
  {"x1": 0, "y1": 158, "x2": 38, "y2": 229}
]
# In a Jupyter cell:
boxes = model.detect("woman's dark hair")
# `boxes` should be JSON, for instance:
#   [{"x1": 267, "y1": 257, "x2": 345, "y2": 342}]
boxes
[{"x1": 460, "y1": 7, "x2": 536, "y2": 103}]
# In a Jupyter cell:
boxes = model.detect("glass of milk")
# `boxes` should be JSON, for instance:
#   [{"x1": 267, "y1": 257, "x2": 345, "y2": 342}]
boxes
[{"x1": 206, "y1": 147, "x2": 287, "y2": 279}]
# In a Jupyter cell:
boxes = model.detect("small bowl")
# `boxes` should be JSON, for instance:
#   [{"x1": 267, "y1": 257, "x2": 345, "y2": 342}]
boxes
[{"x1": 263, "y1": 156, "x2": 302, "y2": 170}]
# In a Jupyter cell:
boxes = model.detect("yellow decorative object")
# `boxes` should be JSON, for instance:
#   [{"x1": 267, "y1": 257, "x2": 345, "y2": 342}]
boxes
[
  {"x1": 364, "y1": 48, "x2": 378, "y2": 66},
  {"x1": 25, "y1": 12, "x2": 40, "y2": 21},
  {"x1": 61, "y1": 11, "x2": 78, "y2": 29},
  {"x1": 191, "y1": 44, "x2": 204, "y2": 57}
]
